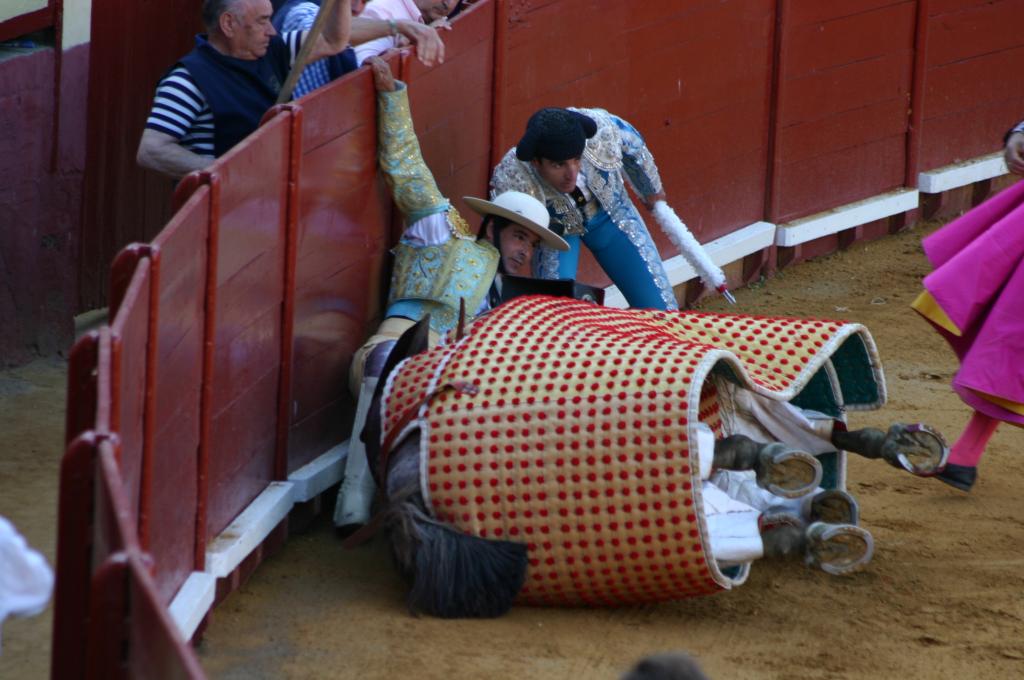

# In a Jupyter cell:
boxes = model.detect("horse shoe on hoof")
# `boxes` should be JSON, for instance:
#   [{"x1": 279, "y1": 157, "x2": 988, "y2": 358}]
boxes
[
  {"x1": 882, "y1": 423, "x2": 949, "y2": 477},
  {"x1": 756, "y1": 444, "x2": 823, "y2": 499},
  {"x1": 805, "y1": 522, "x2": 874, "y2": 576},
  {"x1": 810, "y1": 488, "x2": 860, "y2": 526}
]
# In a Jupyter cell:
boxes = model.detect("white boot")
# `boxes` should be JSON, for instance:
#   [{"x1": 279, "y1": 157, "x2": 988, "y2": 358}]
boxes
[{"x1": 333, "y1": 377, "x2": 379, "y2": 530}]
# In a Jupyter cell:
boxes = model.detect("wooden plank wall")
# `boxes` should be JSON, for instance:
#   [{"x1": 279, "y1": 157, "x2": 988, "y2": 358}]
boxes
[{"x1": 918, "y1": 0, "x2": 1024, "y2": 171}]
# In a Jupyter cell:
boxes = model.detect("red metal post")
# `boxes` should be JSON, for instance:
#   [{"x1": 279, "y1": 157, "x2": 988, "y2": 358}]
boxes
[
  {"x1": 905, "y1": 0, "x2": 930, "y2": 188},
  {"x1": 765, "y1": 0, "x2": 787, "y2": 223},
  {"x1": 141, "y1": 246, "x2": 162, "y2": 555},
  {"x1": 267, "y1": 104, "x2": 302, "y2": 480},
  {"x1": 195, "y1": 171, "x2": 221, "y2": 570},
  {"x1": 489, "y1": 0, "x2": 508, "y2": 174}
]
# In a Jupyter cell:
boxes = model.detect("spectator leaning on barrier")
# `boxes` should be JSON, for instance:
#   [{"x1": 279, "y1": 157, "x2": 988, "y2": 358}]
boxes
[
  {"x1": 136, "y1": 0, "x2": 351, "y2": 180},
  {"x1": 1003, "y1": 119, "x2": 1024, "y2": 175},
  {"x1": 353, "y1": 0, "x2": 463, "y2": 66},
  {"x1": 273, "y1": 0, "x2": 446, "y2": 99}
]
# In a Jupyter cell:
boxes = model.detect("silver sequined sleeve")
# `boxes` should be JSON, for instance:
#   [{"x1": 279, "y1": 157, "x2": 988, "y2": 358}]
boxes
[{"x1": 611, "y1": 113, "x2": 664, "y2": 199}]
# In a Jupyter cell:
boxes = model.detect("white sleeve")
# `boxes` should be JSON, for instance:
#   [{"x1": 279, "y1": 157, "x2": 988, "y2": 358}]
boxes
[
  {"x1": 401, "y1": 212, "x2": 453, "y2": 246},
  {"x1": 355, "y1": 36, "x2": 398, "y2": 65}
]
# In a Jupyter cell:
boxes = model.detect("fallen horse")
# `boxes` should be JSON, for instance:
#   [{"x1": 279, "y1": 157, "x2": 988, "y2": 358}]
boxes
[{"x1": 353, "y1": 296, "x2": 947, "y2": 617}]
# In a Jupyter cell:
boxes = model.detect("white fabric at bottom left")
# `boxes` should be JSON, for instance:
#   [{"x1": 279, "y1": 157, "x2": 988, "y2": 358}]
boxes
[{"x1": 0, "y1": 516, "x2": 54, "y2": 651}]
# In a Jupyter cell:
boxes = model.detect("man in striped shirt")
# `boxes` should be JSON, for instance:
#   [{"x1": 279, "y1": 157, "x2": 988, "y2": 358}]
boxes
[{"x1": 137, "y1": 0, "x2": 351, "y2": 179}]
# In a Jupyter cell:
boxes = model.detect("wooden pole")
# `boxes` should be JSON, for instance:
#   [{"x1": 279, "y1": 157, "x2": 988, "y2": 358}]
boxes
[{"x1": 276, "y1": 0, "x2": 340, "y2": 104}]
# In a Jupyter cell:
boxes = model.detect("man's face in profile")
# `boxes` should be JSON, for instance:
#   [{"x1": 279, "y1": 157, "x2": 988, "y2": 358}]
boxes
[
  {"x1": 228, "y1": 0, "x2": 277, "y2": 59},
  {"x1": 532, "y1": 156, "x2": 583, "y2": 194},
  {"x1": 489, "y1": 223, "x2": 540, "y2": 277}
]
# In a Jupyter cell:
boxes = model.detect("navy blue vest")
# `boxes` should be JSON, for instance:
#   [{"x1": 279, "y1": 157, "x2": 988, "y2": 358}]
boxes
[
  {"x1": 179, "y1": 34, "x2": 291, "y2": 157},
  {"x1": 271, "y1": 0, "x2": 357, "y2": 81}
]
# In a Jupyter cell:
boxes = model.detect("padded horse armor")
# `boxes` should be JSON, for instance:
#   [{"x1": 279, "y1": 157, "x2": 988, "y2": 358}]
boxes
[{"x1": 377, "y1": 296, "x2": 885, "y2": 605}]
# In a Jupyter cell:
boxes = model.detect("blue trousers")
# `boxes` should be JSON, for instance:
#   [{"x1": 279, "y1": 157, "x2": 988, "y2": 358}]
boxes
[{"x1": 556, "y1": 208, "x2": 674, "y2": 310}]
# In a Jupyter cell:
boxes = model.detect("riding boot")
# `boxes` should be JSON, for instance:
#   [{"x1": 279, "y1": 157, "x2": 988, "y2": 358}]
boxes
[
  {"x1": 333, "y1": 376, "x2": 380, "y2": 535},
  {"x1": 831, "y1": 423, "x2": 948, "y2": 476},
  {"x1": 714, "y1": 435, "x2": 822, "y2": 499}
]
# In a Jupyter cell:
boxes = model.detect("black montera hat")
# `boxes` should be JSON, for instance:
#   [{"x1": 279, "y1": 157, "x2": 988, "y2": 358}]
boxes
[{"x1": 515, "y1": 108, "x2": 597, "y2": 162}]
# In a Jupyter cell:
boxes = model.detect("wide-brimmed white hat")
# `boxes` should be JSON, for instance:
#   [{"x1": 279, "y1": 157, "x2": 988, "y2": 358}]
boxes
[{"x1": 463, "y1": 191, "x2": 569, "y2": 251}]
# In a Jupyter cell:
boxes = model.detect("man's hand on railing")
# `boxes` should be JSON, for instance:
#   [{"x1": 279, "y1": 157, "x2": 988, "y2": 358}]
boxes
[{"x1": 395, "y1": 20, "x2": 445, "y2": 67}]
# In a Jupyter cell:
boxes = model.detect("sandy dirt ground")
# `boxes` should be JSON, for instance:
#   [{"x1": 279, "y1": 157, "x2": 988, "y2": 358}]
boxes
[
  {"x1": 3, "y1": 221, "x2": 1023, "y2": 679},
  {"x1": 0, "y1": 357, "x2": 64, "y2": 679}
]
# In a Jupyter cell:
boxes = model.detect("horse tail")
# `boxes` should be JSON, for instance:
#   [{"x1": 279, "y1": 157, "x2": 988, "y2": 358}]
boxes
[{"x1": 388, "y1": 499, "x2": 528, "y2": 618}]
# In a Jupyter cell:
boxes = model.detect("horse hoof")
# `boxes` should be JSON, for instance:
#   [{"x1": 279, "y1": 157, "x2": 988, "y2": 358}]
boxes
[
  {"x1": 805, "y1": 522, "x2": 874, "y2": 575},
  {"x1": 810, "y1": 489, "x2": 860, "y2": 525},
  {"x1": 883, "y1": 423, "x2": 949, "y2": 476},
  {"x1": 757, "y1": 444, "x2": 822, "y2": 499}
]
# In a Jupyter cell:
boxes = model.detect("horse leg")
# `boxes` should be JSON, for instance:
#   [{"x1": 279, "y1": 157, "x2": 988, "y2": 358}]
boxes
[
  {"x1": 713, "y1": 434, "x2": 822, "y2": 499},
  {"x1": 760, "y1": 509, "x2": 873, "y2": 575},
  {"x1": 831, "y1": 423, "x2": 949, "y2": 476}
]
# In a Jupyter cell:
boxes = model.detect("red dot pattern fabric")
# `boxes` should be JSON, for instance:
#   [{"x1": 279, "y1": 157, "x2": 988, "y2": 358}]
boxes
[{"x1": 380, "y1": 296, "x2": 850, "y2": 605}]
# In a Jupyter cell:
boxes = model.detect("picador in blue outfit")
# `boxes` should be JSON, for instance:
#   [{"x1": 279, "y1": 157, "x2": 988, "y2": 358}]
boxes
[
  {"x1": 333, "y1": 57, "x2": 570, "y2": 534},
  {"x1": 136, "y1": 0, "x2": 351, "y2": 179}
]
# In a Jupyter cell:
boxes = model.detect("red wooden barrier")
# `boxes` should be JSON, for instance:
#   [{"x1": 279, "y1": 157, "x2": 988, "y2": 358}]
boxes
[
  {"x1": 146, "y1": 186, "x2": 211, "y2": 601},
  {"x1": 52, "y1": 432, "x2": 103, "y2": 679},
  {"x1": 203, "y1": 114, "x2": 292, "y2": 540},
  {"x1": 282, "y1": 67, "x2": 392, "y2": 472},
  {"x1": 85, "y1": 443, "x2": 204, "y2": 679},
  {"x1": 494, "y1": 0, "x2": 776, "y2": 287},
  {"x1": 408, "y1": 0, "x2": 496, "y2": 225},
  {"x1": 917, "y1": 0, "x2": 1024, "y2": 171},
  {"x1": 55, "y1": 2, "x2": 1024, "y2": 675},
  {"x1": 108, "y1": 253, "x2": 153, "y2": 547},
  {"x1": 768, "y1": 0, "x2": 916, "y2": 223}
]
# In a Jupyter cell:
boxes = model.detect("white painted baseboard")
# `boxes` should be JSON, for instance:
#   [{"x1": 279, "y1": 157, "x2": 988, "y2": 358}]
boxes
[
  {"x1": 288, "y1": 442, "x2": 347, "y2": 503},
  {"x1": 774, "y1": 188, "x2": 918, "y2": 248},
  {"x1": 204, "y1": 481, "x2": 294, "y2": 578},
  {"x1": 918, "y1": 151, "x2": 1007, "y2": 194},
  {"x1": 168, "y1": 571, "x2": 217, "y2": 641}
]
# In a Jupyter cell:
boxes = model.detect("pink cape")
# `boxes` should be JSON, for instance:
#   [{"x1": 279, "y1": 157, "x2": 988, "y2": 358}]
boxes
[{"x1": 917, "y1": 179, "x2": 1024, "y2": 425}]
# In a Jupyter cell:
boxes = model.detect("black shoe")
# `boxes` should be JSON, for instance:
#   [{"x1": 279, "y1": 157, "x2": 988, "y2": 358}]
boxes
[{"x1": 936, "y1": 463, "x2": 976, "y2": 492}]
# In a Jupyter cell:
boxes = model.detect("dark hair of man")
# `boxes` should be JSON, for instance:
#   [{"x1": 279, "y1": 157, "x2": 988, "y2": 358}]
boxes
[
  {"x1": 478, "y1": 214, "x2": 517, "y2": 273},
  {"x1": 202, "y1": 0, "x2": 239, "y2": 31},
  {"x1": 477, "y1": 215, "x2": 511, "y2": 249}
]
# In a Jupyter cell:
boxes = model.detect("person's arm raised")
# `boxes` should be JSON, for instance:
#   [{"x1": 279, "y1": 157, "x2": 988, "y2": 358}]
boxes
[{"x1": 307, "y1": 0, "x2": 352, "y2": 61}]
